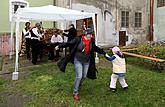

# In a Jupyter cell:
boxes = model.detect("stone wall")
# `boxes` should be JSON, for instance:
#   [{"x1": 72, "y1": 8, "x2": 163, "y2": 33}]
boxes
[
  {"x1": 0, "y1": 33, "x2": 15, "y2": 56},
  {"x1": 73, "y1": 0, "x2": 149, "y2": 40},
  {"x1": 56, "y1": 0, "x2": 149, "y2": 46}
]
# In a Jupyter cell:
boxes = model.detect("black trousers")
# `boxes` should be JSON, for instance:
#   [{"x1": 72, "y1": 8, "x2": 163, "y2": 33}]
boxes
[
  {"x1": 38, "y1": 41, "x2": 43, "y2": 60},
  {"x1": 48, "y1": 43, "x2": 61, "y2": 60},
  {"x1": 25, "y1": 38, "x2": 31, "y2": 60},
  {"x1": 31, "y1": 39, "x2": 40, "y2": 64}
]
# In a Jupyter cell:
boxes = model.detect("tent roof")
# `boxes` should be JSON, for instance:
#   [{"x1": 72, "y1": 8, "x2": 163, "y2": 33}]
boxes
[{"x1": 13, "y1": 5, "x2": 94, "y2": 21}]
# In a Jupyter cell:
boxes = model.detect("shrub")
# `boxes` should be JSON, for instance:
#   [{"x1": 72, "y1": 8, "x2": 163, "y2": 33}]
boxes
[{"x1": 137, "y1": 42, "x2": 165, "y2": 59}]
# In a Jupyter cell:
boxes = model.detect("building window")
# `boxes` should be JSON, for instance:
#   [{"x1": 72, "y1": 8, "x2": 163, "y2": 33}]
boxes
[
  {"x1": 67, "y1": 0, "x2": 70, "y2": 6},
  {"x1": 135, "y1": 12, "x2": 142, "y2": 28},
  {"x1": 66, "y1": 0, "x2": 71, "y2": 8},
  {"x1": 9, "y1": 0, "x2": 29, "y2": 21},
  {"x1": 121, "y1": 11, "x2": 129, "y2": 28},
  {"x1": 157, "y1": 0, "x2": 165, "y2": 7},
  {"x1": 12, "y1": 2, "x2": 26, "y2": 14}
]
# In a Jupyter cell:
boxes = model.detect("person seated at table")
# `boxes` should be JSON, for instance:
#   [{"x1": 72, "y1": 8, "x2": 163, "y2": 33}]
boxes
[{"x1": 48, "y1": 32, "x2": 63, "y2": 60}]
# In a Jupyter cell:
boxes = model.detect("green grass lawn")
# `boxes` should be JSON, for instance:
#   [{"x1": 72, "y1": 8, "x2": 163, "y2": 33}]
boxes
[
  {"x1": 0, "y1": 78, "x2": 6, "y2": 104},
  {"x1": 6, "y1": 56, "x2": 163, "y2": 107}
]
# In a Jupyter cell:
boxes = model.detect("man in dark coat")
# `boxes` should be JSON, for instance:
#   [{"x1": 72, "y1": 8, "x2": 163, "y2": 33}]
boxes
[
  {"x1": 63, "y1": 24, "x2": 77, "y2": 53},
  {"x1": 56, "y1": 28, "x2": 106, "y2": 100},
  {"x1": 30, "y1": 23, "x2": 43, "y2": 64},
  {"x1": 22, "y1": 22, "x2": 31, "y2": 60}
]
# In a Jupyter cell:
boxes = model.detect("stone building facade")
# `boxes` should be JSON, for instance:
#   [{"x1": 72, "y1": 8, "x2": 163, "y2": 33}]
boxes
[{"x1": 56, "y1": 0, "x2": 149, "y2": 46}]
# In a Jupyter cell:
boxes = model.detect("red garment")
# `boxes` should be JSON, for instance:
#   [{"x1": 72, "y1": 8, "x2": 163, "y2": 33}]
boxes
[{"x1": 82, "y1": 36, "x2": 91, "y2": 55}]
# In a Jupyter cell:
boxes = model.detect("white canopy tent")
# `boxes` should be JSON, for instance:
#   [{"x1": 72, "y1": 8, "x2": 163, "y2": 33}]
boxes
[{"x1": 11, "y1": 5, "x2": 98, "y2": 73}]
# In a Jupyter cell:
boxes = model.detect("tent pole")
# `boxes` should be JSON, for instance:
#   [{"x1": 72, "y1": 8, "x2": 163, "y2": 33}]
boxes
[
  {"x1": 64, "y1": 20, "x2": 67, "y2": 56},
  {"x1": 53, "y1": 0, "x2": 56, "y2": 27},
  {"x1": 12, "y1": 18, "x2": 20, "y2": 80},
  {"x1": 9, "y1": 21, "x2": 14, "y2": 59},
  {"x1": 92, "y1": 14, "x2": 99, "y2": 63},
  {"x1": 14, "y1": 20, "x2": 19, "y2": 72}
]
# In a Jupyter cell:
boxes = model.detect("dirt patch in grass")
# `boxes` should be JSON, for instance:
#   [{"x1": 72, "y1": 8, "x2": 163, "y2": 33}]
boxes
[
  {"x1": 0, "y1": 56, "x2": 3, "y2": 71},
  {"x1": 0, "y1": 68, "x2": 33, "y2": 107},
  {"x1": 0, "y1": 92, "x2": 24, "y2": 107}
]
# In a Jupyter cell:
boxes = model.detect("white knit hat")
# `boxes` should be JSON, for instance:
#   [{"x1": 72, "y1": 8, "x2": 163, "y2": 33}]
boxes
[{"x1": 112, "y1": 46, "x2": 120, "y2": 54}]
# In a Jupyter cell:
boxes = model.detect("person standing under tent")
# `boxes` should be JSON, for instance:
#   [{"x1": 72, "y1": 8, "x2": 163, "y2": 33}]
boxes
[
  {"x1": 38, "y1": 21, "x2": 45, "y2": 61},
  {"x1": 22, "y1": 22, "x2": 31, "y2": 61},
  {"x1": 56, "y1": 28, "x2": 107, "y2": 100},
  {"x1": 30, "y1": 23, "x2": 43, "y2": 64},
  {"x1": 63, "y1": 24, "x2": 77, "y2": 53}
]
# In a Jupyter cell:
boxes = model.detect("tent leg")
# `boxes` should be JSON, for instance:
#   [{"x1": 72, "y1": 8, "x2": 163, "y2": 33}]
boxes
[
  {"x1": 13, "y1": 21, "x2": 19, "y2": 80},
  {"x1": 92, "y1": 14, "x2": 99, "y2": 63},
  {"x1": 9, "y1": 22, "x2": 14, "y2": 59}
]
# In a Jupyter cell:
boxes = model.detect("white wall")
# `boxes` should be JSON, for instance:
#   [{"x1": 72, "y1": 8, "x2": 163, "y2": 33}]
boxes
[
  {"x1": 104, "y1": 12, "x2": 116, "y2": 45},
  {"x1": 153, "y1": 2, "x2": 165, "y2": 41}
]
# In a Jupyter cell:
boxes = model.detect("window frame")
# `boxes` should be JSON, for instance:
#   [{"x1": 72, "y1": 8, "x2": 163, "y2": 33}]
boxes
[
  {"x1": 9, "y1": 0, "x2": 29, "y2": 22},
  {"x1": 157, "y1": 0, "x2": 165, "y2": 7},
  {"x1": 135, "y1": 12, "x2": 142, "y2": 28},
  {"x1": 121, "y1": 11, "x2": 129, "y2": 28}
]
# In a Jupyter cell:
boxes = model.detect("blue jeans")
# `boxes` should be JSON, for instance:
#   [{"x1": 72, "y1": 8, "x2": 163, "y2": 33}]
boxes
[{"x1": 73, "y1": 58, "x2": 90, "y2": 95}]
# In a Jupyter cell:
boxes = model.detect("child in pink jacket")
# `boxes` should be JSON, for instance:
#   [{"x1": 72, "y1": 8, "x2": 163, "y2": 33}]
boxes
[{"x1": 105, "y1": 46, "x2": 128, "y2": 92}]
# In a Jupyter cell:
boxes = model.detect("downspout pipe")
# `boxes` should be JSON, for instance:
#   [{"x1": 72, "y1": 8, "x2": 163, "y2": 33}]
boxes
[
  {"x1": 150, "y1": 0, "x2": 154, "y2": 41},
  {"x1": 115, "y1": 0, "x2": 117, "y2": 31}
]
